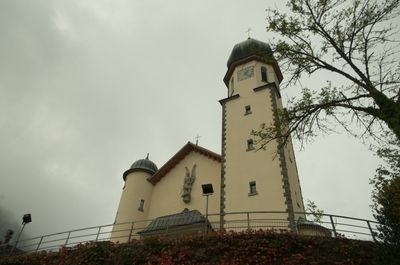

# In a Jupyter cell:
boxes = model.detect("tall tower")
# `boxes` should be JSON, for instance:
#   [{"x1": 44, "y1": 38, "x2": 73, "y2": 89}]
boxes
[{"x1": 220, "y1": 38, "x2": 305, "y2": 230}]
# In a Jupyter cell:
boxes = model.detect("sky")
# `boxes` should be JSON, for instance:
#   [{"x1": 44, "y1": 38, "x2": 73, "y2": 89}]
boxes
[{"x1": 0, "y1": 0, "x2": 382, "y2": 241}]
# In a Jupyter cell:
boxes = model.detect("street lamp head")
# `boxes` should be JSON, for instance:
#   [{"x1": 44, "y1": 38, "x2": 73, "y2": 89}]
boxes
[
  {"x1": 202, "y1": 184, "x2": 214, "y2": 195},
  {"x1": 10, "y1": 214, "x2": 32, "y2": 255},
  {"x1": 22, "y1": 214, "x2": 32, "y2": 224}
]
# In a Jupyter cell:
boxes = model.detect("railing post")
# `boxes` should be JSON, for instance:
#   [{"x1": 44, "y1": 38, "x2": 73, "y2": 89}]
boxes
[
  {"x1": 95, "y1": 226, "x2": 102, "y2": 242},
  {"x1": 204, "y1": 216, "x2": 207, "y2": 235},
  {"x1": 128, "y1": 222, "x2": 134, "y2": 242},
  {"x1": 64, "y1": 231, "x2": 71, "y2": 247},
  {"x1": 247, "y1": 212, "x2": 250, "y2": 230},
  {"x1": 329, "y1": 215, "x2": 337, "y2": 237},
  {"x1": 366, "y1": 221, "x2": 377, "y2": 242},
  {"x1": 204, "y1": 194, "x2": 209, "y2": 234},
  {"x1": 35, "y1": 236, "x2": 44, "y2": 252}
]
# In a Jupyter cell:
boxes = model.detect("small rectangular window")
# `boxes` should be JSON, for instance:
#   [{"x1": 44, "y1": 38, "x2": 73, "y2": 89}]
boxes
[
  {"x1": 246, "y1": 139, "x2": 255, "y2": 151},
  {"x1": 261, "y1": 66, "x2": 268, "y2": 82},
  {"x1": 244, "y1": 105, "x2": 252, "y2": 115},
  {"x1": 249, "y1": 181, "x2": 257, "y2": 196},
  {"x1": 138, "y1": 199, "x2": 145, "y2": 212}
]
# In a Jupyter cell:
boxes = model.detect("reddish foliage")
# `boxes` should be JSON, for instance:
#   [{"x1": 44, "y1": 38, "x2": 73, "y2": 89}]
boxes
[{"x1": 0, "y1": 231, "x2": 383, "y2": 265}]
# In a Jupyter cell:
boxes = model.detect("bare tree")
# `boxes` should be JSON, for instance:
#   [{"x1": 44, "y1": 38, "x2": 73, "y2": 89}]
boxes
[{"x1": 252, "y1": 0, "x2": 400, "y2": 149}]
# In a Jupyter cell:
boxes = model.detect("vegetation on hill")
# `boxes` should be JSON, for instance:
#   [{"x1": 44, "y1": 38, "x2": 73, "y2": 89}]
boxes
[
  {"x1": 0, "y1": 231, "x2": 386, "y2": 265},
  {"x1": 370, "y1": 137, "x2": 400, "y2": 262}
]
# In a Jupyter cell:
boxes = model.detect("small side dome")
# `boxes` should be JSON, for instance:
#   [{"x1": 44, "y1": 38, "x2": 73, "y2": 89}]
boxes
[
  {"x1": 227, "y1": 38, "x2": 274, "y2": 67},
  {"x1": 123, "y1": 156, "x2": 158, "y2": 181},
  {"x1": 130, "y1": 158, "x2": 158, "y2": 174}
]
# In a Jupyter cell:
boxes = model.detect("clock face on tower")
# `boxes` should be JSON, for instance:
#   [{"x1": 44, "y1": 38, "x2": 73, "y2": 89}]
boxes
[{"x1": 237, "y1": 66, "x2": 254, "y2": 81}]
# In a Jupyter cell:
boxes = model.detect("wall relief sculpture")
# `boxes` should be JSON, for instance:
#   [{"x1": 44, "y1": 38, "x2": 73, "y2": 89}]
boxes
[{"x1": 182, "y1": 164, "x2": 196, "y2": 203}]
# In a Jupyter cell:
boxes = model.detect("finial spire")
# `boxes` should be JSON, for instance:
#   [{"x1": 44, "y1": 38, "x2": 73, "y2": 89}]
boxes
[
  {"x1": 246, "y1": 28, "x2": 252, "y2": 39},
  {"x1": 146, "y1": 153, "x2": 149, "y2": 159},
  {"x1": 195, "y1": 135, "x2": 201, "y2": 146}
]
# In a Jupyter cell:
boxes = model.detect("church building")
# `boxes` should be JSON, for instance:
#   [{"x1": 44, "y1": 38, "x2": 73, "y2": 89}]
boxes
[{"x1": 111, "y1": 38, "x2": 305, "y2": 242}]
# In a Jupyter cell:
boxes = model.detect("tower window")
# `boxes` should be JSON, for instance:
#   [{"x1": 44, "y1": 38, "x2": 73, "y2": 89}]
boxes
[
  {"x1": 249, "y1": 181, "x2": 257, "y2": 196},
  {"x1": 230, "y1": 78, "x2": 235, "y2": 96},
  {"x1": 244, "y1": 105, "x2": 252, "y2": 115},
  {"x1": 261, "y1": 66, "x2": 268, "y2": 82},
  {"x1": 246, "y1": 139, "x2": 255, "y2": 151},
  {"x1": 138, "y1": 199, "x2": 145, "y2": 212}
]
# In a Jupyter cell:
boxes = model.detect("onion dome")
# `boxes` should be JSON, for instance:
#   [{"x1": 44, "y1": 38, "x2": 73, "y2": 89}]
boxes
[
  {"x1": 224, "y1": 38, "x2": 283, "y2": 85},
  {"x1": 123, "y1": 154, "x2": 158, "y2": 181},
  {"x1": 227, "y1": 38, "x2": 274, "y2": 67}
]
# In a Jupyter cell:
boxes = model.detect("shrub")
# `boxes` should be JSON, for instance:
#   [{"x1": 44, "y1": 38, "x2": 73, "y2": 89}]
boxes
[{"x1": 0, "y1": 231, "x2": 384, "y2": 265}]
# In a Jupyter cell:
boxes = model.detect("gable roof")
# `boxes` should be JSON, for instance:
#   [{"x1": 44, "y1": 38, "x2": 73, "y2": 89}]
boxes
[{"x1": 148, "y1": 142, "x2": 221, "y2": 185}]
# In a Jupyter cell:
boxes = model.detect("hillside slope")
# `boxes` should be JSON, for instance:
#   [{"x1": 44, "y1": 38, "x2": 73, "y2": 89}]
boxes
[{"x1": 0, "y1": 231, "x2": 384, "y2": 265}]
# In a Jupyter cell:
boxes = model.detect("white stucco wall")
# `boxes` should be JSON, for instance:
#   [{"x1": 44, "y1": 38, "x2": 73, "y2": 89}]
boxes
[
  {"x1": 147, "y1": 151, "x2": 221, "y2": 225},
  {"x1": 223, "y1": 60, "x2": 304, "y2": 228}
]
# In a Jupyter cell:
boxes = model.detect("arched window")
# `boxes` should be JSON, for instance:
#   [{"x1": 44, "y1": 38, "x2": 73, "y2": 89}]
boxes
[{"x1": 261, "y1": 66, "x2": 267, "y2": 82}]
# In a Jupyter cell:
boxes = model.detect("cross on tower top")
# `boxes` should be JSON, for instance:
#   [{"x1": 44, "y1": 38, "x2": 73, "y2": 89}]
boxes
[
  {"x1": 195, "y1": 135, "x2": 201, "y2": 146},
  {"x1": 246, "y1": 28, "x2": 252, "y2": 39}
]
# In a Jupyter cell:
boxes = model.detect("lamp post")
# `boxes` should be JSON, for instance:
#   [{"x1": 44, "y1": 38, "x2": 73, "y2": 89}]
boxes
[
  {"x1": 10, "y1": 214, "x2": 31, "y2": 255},
  {"x1": 201, "y1": 184, "x2": 214, "y2": 234}
]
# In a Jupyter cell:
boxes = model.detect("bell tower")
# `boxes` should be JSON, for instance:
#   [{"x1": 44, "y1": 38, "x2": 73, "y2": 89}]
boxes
[{"x1": 220, "y1": 38, "x2": 305, "y2": 230}]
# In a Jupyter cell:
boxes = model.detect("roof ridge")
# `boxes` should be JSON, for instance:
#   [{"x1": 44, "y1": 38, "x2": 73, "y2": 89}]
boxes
[{"x1": 148, "y1": 142, "x2": 221, "y2": 185}]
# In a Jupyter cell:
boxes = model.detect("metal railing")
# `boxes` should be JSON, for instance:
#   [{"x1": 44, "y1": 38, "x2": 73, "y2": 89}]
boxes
[{"x1": 11, "y1": 211, "x2": 381, "y2": 254}]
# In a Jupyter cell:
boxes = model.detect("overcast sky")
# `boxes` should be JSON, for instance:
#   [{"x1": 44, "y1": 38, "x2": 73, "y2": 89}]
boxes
[{"x1": 0, "y1": 0, "x2": 381, "y2": 240}]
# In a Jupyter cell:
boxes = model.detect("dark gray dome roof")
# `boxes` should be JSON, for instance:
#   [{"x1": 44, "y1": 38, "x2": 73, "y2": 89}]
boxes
[
  {"x1": 123, "y1": 157, "x2": 158, "y2": 181},
  {"x1": 227, "y1": 38, "x2": 274, "y2": 67},
  {"x1": 130, "y1": 158, "x2": 158, "y2": 173}
]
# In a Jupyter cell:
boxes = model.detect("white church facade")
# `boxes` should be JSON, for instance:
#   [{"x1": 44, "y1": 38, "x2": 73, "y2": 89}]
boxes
[{"x1": 111, "y1": 38, "x2": 305, "y2": 242}]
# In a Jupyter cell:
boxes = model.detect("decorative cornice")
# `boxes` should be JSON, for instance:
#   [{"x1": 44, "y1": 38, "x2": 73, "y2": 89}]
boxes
[
  {"x1": 123, "y1": 167, "x2": 155, "y2": 181},
  {"x1": 148, "y1": 142, "x2": 221, "y2": 185},
  {"x1": 253, "y1": 82, "x2": 275, "y2": 92},
  {"x1": 253, "y1": 82, "x2": 281, "y2": 98},
  {"x1": 219, "y1": 94, "x2": 240, "y2": 105}
]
